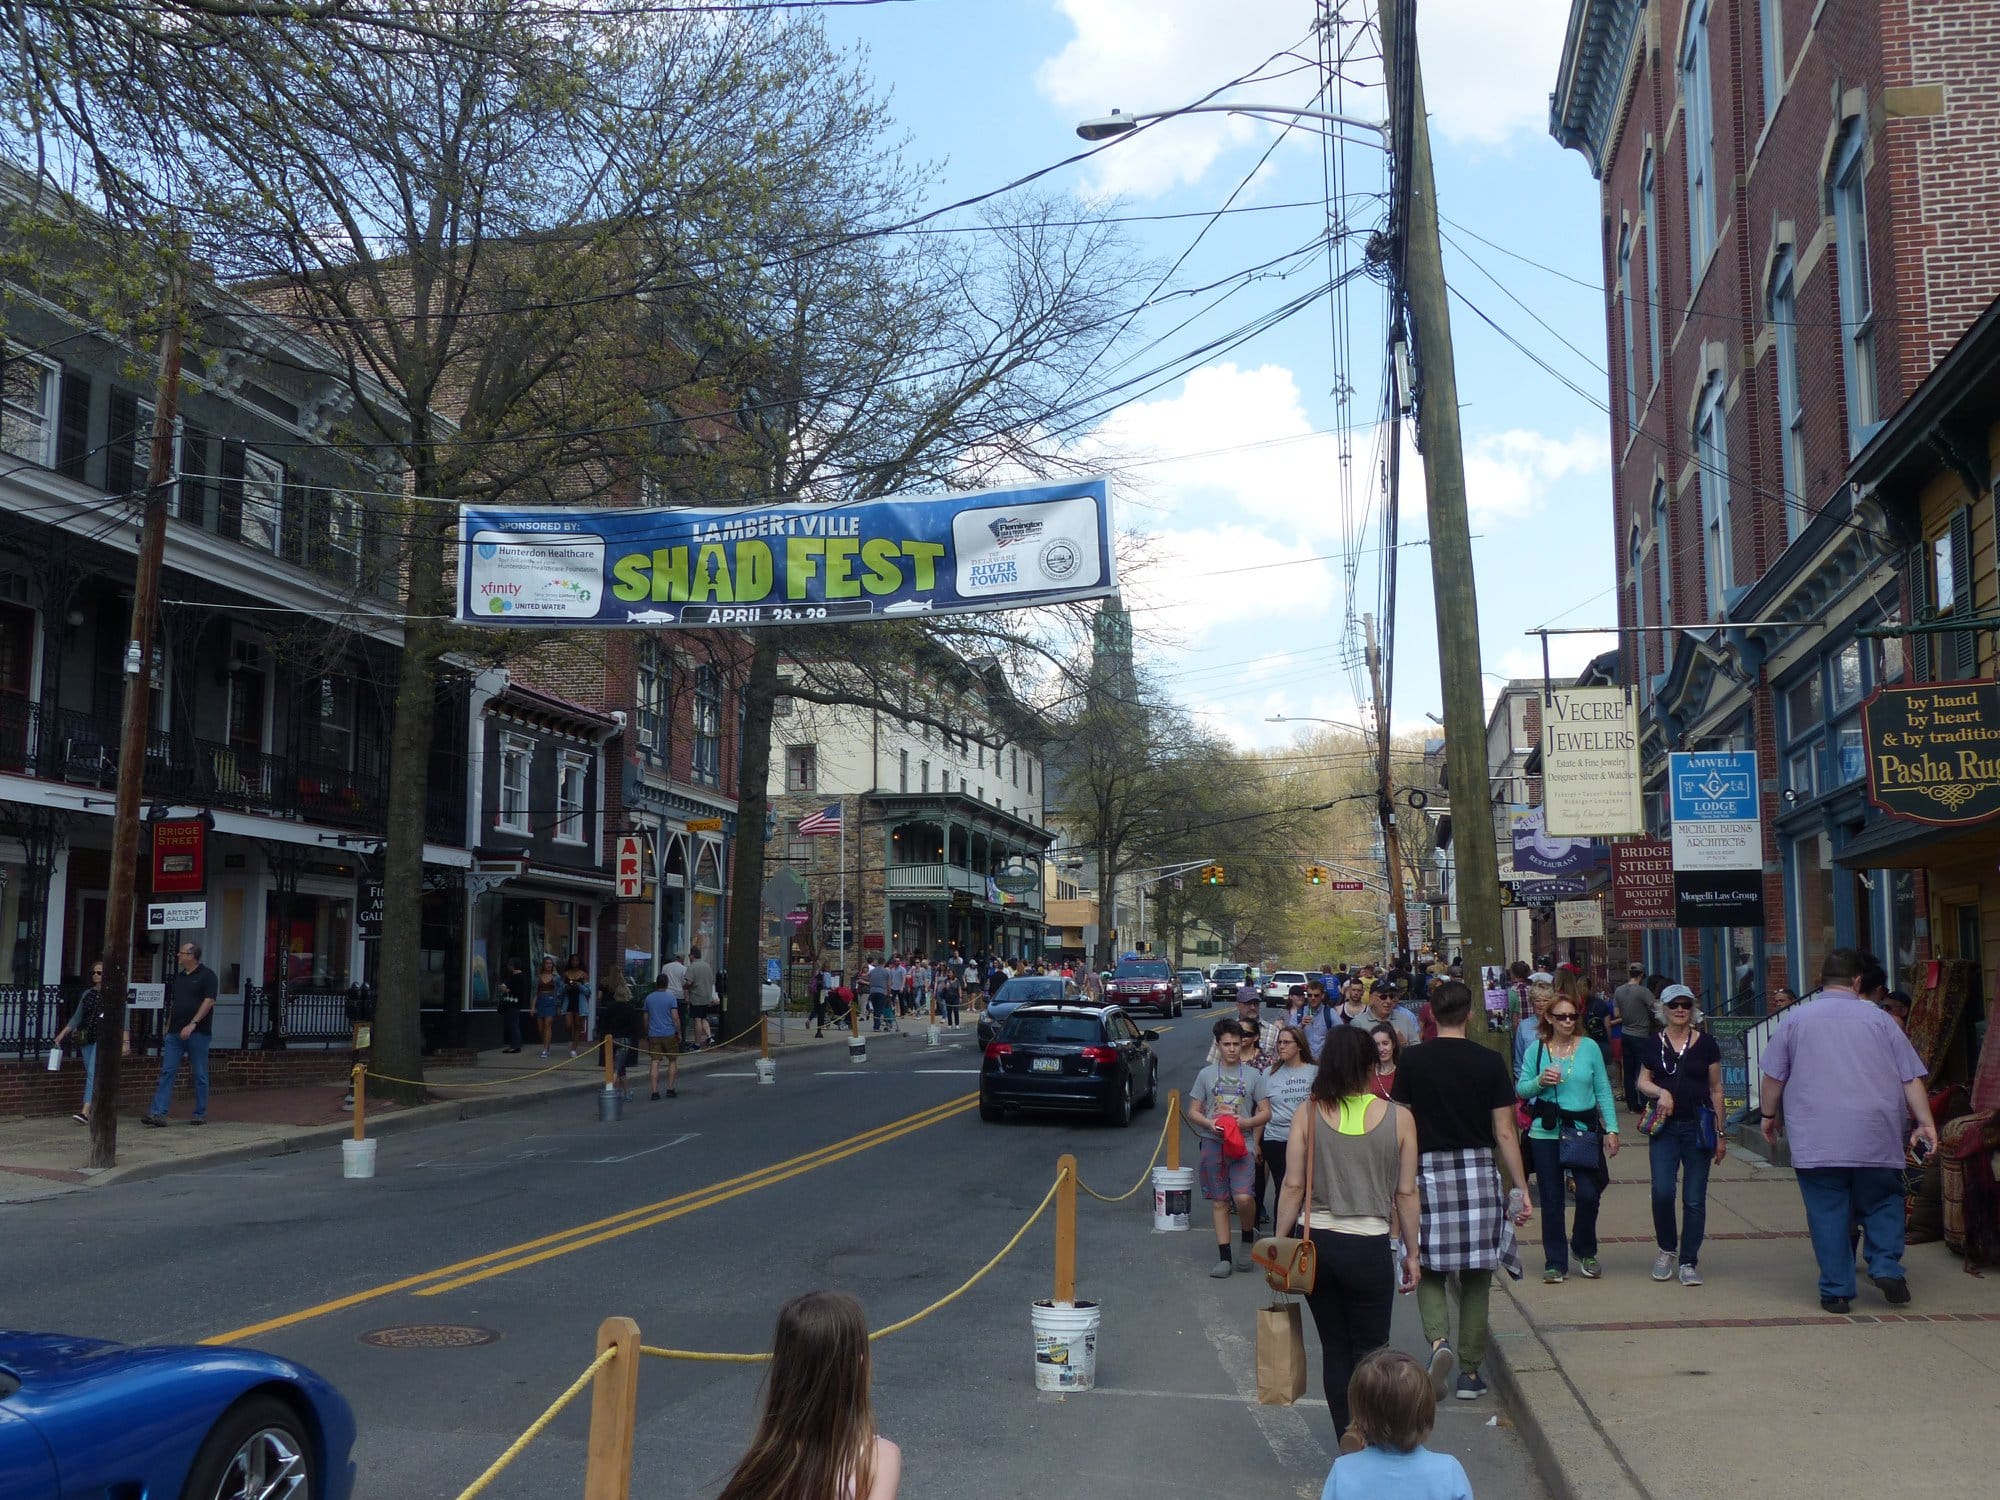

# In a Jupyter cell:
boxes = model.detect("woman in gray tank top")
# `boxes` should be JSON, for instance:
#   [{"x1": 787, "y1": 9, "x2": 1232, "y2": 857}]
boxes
[{"x1": 1274, "y1": 1025, "x2": 1421, "y2": 1444}]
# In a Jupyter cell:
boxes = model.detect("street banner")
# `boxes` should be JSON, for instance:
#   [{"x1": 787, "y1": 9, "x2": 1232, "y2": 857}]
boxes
[
  {"x1": 1863, "y1": 680, "x2": 2000, "y2": 826},
  {"x1": 1609, "y1": 837, "x2": 1676, "y2": 928},
  {"x1": 455, "y1": 476, "x2": 1116, "y2": 627},
  {"x1": 1510, "y1": 807, "x2": 1599, "y2": 877},
  {"x1": 1541, "y1": 686, "x2": 1644, "y2": 837},
  {"x1": 1555, "y1": 899, "x2": 1604, "y2": 939},
  {"x1": 1668, "y1": 751, "x2": 1762, "y2": 928},
  {"x1": 151, "y1": 817, "x2": 208, "y2": 895}
]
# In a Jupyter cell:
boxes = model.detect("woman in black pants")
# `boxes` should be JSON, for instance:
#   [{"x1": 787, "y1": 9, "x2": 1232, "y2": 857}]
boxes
[{"x1": 1274, "y1": 1025, "x2": 1420, "y2": 1444}]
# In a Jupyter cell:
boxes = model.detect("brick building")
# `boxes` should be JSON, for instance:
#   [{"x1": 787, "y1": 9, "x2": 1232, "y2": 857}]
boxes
[{"x1": 1552, "y1": 0, "x2": 2000, "y2": 1009}]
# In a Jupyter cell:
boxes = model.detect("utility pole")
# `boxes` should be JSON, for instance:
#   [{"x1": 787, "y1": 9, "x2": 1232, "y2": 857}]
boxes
[
  {"x1": 1363, "y1": 613, "x2": 1409, "y2": 965},
  {"x1": 90, "y1": 274, "x2": 186, "y2": 1168},
  {"x1": 1378, "y1": 0, "x2": 1503, "y2": 1044}
]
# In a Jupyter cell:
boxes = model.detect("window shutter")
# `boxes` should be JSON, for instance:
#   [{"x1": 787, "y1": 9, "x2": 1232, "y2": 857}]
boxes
[
  {"x1": 103, "y1": 388, "x2": 139, "y2": 498},
  {"x1": 218, "y1": 440, "x2": 245, "y2": 540},
  {"x1": 179, "y1": 426, "x2": 211, "y2": 525},
  {"x1": 303, "y1": 488, "x2": 331, "y2": 573},
  {"x1": 1950, "y1": 505, "x2": 1977, "y2": 679},
  {"x1": 56, "y1": 371, "x2": 91, "y2": 480},
  {"x1": 1910, "y1": 542, "x2": 1933, "y2": 681}
]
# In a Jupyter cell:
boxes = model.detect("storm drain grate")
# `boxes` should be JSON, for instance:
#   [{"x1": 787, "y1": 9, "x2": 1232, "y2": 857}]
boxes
[{"x1": 359, "y1": 1324, "x2": 501, "y2": 1350}]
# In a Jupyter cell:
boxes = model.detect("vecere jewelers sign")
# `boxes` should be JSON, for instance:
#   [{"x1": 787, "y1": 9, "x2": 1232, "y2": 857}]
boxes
[
  {"x1": 1540, "y1": 686, "x2": 1645, "y2": 837},
  {"x1": 1864, "y1": 680, "x2": 2000, "y2": 826}
]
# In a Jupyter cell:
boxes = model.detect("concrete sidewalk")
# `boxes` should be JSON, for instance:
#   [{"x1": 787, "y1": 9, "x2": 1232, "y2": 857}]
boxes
[
  {"x1": 1483, "y1": 1110, "x2": 1999, "y2": 1500},
  {"x1": 0, "y1": 1012, "x2": 953, "y2": 1202}
]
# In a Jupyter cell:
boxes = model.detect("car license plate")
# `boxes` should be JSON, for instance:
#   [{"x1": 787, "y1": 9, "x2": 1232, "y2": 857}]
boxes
[{"x1": 1032, "y1": 1057, "x2": 1061, "y2": 1073}]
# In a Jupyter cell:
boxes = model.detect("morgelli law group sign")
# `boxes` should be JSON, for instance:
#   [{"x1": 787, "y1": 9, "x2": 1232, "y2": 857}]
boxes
[{"x1": 1609, "y1": 837, "x2": 1675, "y2": 929}]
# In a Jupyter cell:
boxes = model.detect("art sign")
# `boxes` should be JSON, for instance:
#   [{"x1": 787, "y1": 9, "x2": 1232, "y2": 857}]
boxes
[
  {"x1": 1540, "y1": 686, "x2": 1644, "y2": 837},
  {"x1": 1863, "y1": 680, "x2": 2000, "y2": 827},
  {"x1": 455, "y1": 477, "x2": 1116, "y2": 628},
  {"x1": 1668, "y1": 751, "x2": 1762, "y2": 928}
]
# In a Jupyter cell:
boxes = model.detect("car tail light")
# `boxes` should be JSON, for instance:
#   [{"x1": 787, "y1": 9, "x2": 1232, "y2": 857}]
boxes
[
  {"x1": 984, "y1": 1042, "x2": 1011, "y2": 1061},
  {"x1": 1080, "y1": 1045, "x2": 1119, "y2": 1065}
]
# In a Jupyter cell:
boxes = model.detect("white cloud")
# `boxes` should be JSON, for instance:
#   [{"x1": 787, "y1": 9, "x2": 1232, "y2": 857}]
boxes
[
  {"x1": 1420, "y1": 0, "x2": 1575, "y2": 150},
  {"x1": 1123, "y1": 523, "x2": 1337, "y2": 649},
  {"x1": 1490, "y1": 633, "x2": 1619, "y2": 697},
  {"x1": 1408, "y1": 426, "x2": 1606, "y2": 524}
]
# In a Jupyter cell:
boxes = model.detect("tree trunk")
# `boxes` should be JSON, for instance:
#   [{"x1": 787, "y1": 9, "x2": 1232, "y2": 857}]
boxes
[{"x1": 723, "y1": 630, "x2": 782, "y2": 1048}]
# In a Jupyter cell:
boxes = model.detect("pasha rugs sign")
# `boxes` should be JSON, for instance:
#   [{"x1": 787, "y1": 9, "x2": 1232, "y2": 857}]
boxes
[{"x1": 1864, "y1": 681, "x2": 2000, "y2": 827}]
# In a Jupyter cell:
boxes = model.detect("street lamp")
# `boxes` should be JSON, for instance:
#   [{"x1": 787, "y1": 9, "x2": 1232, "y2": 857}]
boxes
[
  {"x1": 1267, "y1": 713, "x2": 1373, "y2": 734},
  {"x1": 1077, "y1": 104, "x2": 1388, "y2": 147}
]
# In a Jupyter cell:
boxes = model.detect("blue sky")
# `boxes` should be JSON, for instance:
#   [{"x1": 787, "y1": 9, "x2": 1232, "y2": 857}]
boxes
[{"x1": 825, "y1": 0, "x2": 1617, "y2": 748}]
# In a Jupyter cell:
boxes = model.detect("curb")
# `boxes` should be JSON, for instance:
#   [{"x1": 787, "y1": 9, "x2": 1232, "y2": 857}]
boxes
[
  {"x1": 1482, "y1": 1279, "x2": 1650, "y2": 1500},
  {"x1": 74, "y1": 1030, "x2": 926, "y2": 1191}
]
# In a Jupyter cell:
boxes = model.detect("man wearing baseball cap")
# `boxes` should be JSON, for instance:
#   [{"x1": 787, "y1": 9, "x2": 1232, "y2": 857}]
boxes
[{"x1": 1613, "y1": 962, "x2": 1659, "y2": 1113}]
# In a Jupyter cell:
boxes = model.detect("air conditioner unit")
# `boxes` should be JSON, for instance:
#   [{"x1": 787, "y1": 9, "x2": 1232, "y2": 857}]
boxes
[{"x1": 637, "y1": 722, "x2": 656, "y2": 750}]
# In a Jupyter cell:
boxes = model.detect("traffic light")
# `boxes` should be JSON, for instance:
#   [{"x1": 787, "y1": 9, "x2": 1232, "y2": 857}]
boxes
[
  {"x1": 1201, "y1": 863, "x2": 1225, "y2": 885},
  {"x1": 1305, "y1": 864, "x2": 1327, "y2": 885}
]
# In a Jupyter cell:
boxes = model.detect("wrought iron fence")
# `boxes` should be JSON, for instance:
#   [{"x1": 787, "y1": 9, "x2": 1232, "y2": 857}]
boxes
[
  {"x1": 0, "y1": 984, "x2": 69, "y2": 1060},
  {"x1": 238, "y1": 984, "x2": 354, "y2": 1048}
]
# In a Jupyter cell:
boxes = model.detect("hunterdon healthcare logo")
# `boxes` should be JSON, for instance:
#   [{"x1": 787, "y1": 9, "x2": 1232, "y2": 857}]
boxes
[{"x1": 468, "y1": 532, "x2": 605, "y2": 619}]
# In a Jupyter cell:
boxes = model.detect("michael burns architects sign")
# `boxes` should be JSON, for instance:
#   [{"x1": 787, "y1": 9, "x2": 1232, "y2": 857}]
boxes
[{"x1": 1863, "y1": 680, "x2": 2000, "y2": 827}]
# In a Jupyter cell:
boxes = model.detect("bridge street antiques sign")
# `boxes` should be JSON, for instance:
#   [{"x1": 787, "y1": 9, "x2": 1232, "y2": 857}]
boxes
[
  {"x1": 1609, "y1": 838, "x2": 1676, "y2": 929},
  {"x1": 1864, "y1": 680, "x2": 2000, "y2": 826}
]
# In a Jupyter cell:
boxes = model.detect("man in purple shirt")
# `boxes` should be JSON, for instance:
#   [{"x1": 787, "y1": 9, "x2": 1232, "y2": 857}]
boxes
[{"x1": 1760, "y1": 948, "x2": 1939, "y2": 1314}]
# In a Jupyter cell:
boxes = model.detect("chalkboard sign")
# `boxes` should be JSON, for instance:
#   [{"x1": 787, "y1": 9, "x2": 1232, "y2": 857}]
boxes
[{"x1": 1708, "y1": 1017, "x2": 1755, "y2": 1118}]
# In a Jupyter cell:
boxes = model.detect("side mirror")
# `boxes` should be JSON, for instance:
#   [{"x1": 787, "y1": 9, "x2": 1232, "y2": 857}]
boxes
[{"x1": 1141, "y1": 1029, "x2": 1161, "y2": 1041}]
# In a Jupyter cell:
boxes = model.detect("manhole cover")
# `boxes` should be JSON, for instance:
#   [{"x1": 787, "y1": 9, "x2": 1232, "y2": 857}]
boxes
[{"x1": 359, "y1": 1324, "x2": 500, "y2": 1350}]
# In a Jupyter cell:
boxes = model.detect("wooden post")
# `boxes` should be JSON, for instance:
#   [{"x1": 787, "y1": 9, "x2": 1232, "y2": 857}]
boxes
[
  {"x1": 759, "y1": 1013, "x2": 770, "y2": 1060},
  {"x1": 602, "y1": 1033, "x2": 615, "y2": 1087},
  {"x1": 1166, "y1": 1090, "x2": 1181, "y2": 1171},
  {"x1": 851, "y1": 988, "x2": 861, "y2": 1037},
  {"x1": 351, "y1": 1064, "x2": 365, "y2": 1143},
  {"x1": 1054, "y1": 1154, "x2": 1078, "y2": 1304},
  {"x1": 582, "y1": 1316, "x2": 641, "y2": 1500}
]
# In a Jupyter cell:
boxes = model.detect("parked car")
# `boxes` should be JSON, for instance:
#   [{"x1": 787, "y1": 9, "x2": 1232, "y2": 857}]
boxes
[
  {"x1": 0, "y1": 1330, "x2": 357, "y2": 1500},
  {"x1": 1210, "y1": 964, "x2": 1250, "y2": 1004},
  {"x1": 979, "y1": 1003, "x2": 1160, "y2": 1125},
  {"x1": 1104, "y1": 957, "x2": 1180, "y2": 1016},
  {"x1": 1265, "y1": 970, "x2": 1310, "y2": 1005},
  {"x1": 976, "y1": 975, "x2": 1080, "y2": 1048},
  {"x1": 1178, "y1": 969, "x2": 1212, "y2": 1008}
]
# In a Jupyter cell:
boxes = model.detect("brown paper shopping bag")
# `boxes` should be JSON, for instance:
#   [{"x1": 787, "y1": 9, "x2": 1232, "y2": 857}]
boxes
[{"x1": 1255, "y1": 1299, "x2": 1307, "y2": 1405}]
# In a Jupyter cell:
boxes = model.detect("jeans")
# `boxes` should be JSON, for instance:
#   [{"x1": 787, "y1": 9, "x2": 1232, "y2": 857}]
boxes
[
  {"x1": 1302, "y1": 1229, "x2": 1395, "y2": 1436},
  {"x1": 1648, "y1": 1117, "x2": 1712, "y2": 1265},
  {"x1": 150, "y1": 1030, "x2": 211, "y2": 1118},
  {"x1": 1797, "y1": 1167, "x2": 1907, "y2": 1299},
  {"x1": 80, "y1": 1041, "x2": 98, "y2": 1113},
  {"x1": 1622, "y1": 1040, "x2": 1645, "y2": 1110},
  {"x1": 1259, "y1": 1137, "x2": 1290, "y2": 1228},
  {"x1": 1417, "y1": 1268, "x2": 1493, "y2": 1371},
  {"x1": 1529, "y1": 1135, "x2": 1602, "y2": 1272},
  {"x1": 499, "y1": 1002, "x2": 523, "y2": 1049}
]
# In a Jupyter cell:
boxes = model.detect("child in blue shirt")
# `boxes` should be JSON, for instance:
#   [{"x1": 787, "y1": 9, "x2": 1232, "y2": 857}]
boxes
[{"x1": 1321, "y1": 1348, "x2": 1474, "y2": 1500}]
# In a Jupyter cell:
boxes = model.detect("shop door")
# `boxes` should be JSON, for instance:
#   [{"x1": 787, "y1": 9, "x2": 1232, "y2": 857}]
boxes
[{"x1": 67, "y1": 891, "x2": 105, "y2": 982}]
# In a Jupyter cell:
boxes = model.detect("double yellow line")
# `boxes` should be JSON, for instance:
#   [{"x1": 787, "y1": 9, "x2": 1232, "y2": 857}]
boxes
[{"x1": 205, "y1": 1092, "x2": 976, "y2": 1346}]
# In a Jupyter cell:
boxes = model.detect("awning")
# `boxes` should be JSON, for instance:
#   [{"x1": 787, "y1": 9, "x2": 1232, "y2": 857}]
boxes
[{"x1": 1833, "y1": 813, "x2": 2000, "y2": 871}]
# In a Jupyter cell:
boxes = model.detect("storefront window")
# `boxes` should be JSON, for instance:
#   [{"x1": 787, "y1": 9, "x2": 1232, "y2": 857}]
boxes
[
  {"x1": 1792, "y1": 832, "x2": 1834, "y2": 990},
  {"x1": 1700, "y1": 926, "x2": 1762, "y2": 1015},
  {"x1": 263, "y1": 893, "x2": 353, "y2": 988},
  {"x1": 1890, "y1": 870, "x2": 1918, "y2": 986},
  {"x1": 1832, "y1": 722, "x2": 1864, "y2": 785}
]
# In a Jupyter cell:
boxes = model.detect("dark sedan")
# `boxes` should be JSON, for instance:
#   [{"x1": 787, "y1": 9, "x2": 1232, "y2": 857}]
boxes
[
  {"x1": 975, "y1": 975, "x2": 1080, "y2": 1048},
  {"x1": 980, "y1": 1004, "x2": 1160, "y2": 1126}
]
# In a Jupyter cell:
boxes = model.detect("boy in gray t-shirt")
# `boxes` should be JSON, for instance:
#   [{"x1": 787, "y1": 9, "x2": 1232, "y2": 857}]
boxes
[{"x1": 1188, "y1": 1019, "x2": 1271, "y2": 1276}]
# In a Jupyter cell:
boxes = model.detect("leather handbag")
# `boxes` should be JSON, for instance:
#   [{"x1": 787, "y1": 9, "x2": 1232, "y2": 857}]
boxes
[{"x1": 1252, "y1": 1104, "x2": 1319, "y2": 1294}]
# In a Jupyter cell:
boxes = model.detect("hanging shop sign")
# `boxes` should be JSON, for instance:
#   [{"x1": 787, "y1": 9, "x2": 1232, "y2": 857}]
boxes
[
  {"x1": 1555, "y1": 899, "x2": 1605, "y2": 938},
  {"x1": 1862, "y1": 680, "x2": 2000, "y2": 827},
  {"x1": 1510, "y1": 807, "x2": 1599, "y2": 877},
  {"x1": 993, "y1": 857, "x2": 1041, "y2": 895},
  {"x1": 358, "y1": 880, "x2": 385, "y2": 938},
  {"x1": 455, "y1": 477, "x2": 1117, "y2": 628},
  {"x1": 1540, "y1": 687, "x2": 1645, "y2": 837},
  {"x1": 615, "y1": 836, "x2": 644, "y2": 900},
  {"x1": 1668, "y1": 751, "x2": 1762, "y2": 928},
  {"x1": 150, "y1": 818, "x2": 208, "y2": 895},
  {"x1": 819, "y1": 900, "x2": 855, "y2": 948},
  {"x1": 1608, "y1": 837, "x2": 1676, "y2": 929}
]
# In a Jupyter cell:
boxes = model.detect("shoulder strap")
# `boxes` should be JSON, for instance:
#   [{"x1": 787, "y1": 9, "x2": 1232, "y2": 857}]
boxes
[{"x1": 1300, "y1": 1096, "x2": 1316, "y2": 1222}]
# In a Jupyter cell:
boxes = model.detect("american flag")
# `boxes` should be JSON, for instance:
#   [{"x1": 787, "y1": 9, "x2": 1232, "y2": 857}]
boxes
[{"x1": 796, "y1": 803, "x2": 843, "y2": 836}]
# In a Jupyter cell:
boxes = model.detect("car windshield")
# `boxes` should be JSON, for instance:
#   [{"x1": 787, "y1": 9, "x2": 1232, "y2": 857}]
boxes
[
  {"x1": 1004, "y1": 1013, "x2": 1103, "y2": 1045},
  {"x1": 1215, "y1": 967, "x2": 1245, "y2": 981},
  {"x1": 992, "y1": 978, "x2": 1065, "y2": 1005},
  {"x1": 1179, "y1": 971, "x2": 1202, "y2": 982},
  {"x1": 1275, "y1": 972, "x2": 1306, "y2": 983},
  {"x1": 1114, "y1": 961, "x2": 1172, "y2": 979}
]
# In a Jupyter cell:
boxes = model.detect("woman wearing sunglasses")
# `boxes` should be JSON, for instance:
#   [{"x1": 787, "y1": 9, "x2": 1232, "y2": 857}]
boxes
[
  {"x1": 1516, "y1": 991, "x2": 1619, "y2": 1282},
  {"x1": 1636, "y1": 983, "x2": 1726, "y2": 1286}
]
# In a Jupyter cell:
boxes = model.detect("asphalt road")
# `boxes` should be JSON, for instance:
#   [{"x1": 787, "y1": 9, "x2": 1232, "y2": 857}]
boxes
[{"x1": 7, "y1": 1013, "x2": 1548, "y2": 1500}]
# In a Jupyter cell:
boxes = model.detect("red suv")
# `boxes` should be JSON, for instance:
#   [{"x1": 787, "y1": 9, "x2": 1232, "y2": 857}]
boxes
[{"x1": 1104, "y1": 958, "x2": 1180, "y2": 1017}]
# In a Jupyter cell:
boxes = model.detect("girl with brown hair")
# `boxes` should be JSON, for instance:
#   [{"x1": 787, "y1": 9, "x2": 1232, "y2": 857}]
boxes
[{"x1": 717, "y1": 1291, "x2": 900, "y2": 1500}]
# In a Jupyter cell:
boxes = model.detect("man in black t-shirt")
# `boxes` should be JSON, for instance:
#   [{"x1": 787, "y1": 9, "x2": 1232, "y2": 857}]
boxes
[
  {"x1": 143, "y1": 940, "x2": 219, "y2": 1126},
  {"x1": 1389, "y1": 980, "x2": 1531, "y2": 1403}
]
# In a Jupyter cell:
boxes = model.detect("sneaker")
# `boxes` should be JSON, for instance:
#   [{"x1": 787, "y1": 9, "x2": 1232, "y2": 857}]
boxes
[
  {"x1": 141, "y1": 1114, "x2": 167, "y2": 1127},
  {"x1": 1455, "y1": 1370, "x2": 1489, "y2": 1401},
  {"x1": 72, "y1": 1112, "x2": 87, "y2": 1124},
  {"x1": 539, "y1": 1048, "x2": 550, "y2": 1058},
  {"x1": 189, "y1": 1116, "x2": 206, "y2": 1126},
  {"x1": 665, "y1": 1088, "x2": 677, "y2": 1098},
  {"x1": 1652, "y1": 1250, "x2": 1676, "y2": 1281},
  {"x1": 1578, "y1": 1257, "x2": 1602, "y2": 1279},
  {"x1": 1872, "y1": 1275, "x2": 1912, "y2": 1305},
  {"x1": 1820, "y1": 1295, "x2": 1853, "y2": 1314},
  {"x1": 650, "y1": 1091, "x2": 661, "y2": 1101},
  {"x1": 1233, "y1": 1247, "x2": 1254, "y2": 1272},
  {"x1": 1678, "y1": 1263, "x2": 1703, "y2": 1286},
  {"x1": 568, "y1": 1048, "x2": 577, "y2": 1058},
  {"x1": 1425, "y1": 1340, "x2": 1457, "y2": 1399},
  {"x1": 1543, "y1": 1266, "x2": 1566, "y2": 1284},
  {"x1": 1210, "y1": 1260, "x2": 1234, "y2": 1279}
]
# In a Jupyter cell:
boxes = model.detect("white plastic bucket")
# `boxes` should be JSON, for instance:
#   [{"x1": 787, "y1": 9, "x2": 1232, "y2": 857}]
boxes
[
  {"x1": 1151, "y1": 1166, "x2": 1195, "y2": 1232},
  {"x1": 755, "y1": 1057, "x2": 777, "y2": 1086},
  {"x1": 927, "y1": 1024, "x2": 942, "y2": 1048},
  {"x1": 341, "y1": 1138, "x2": 378, "y2": 1180},
  {"x1": 848, "y1": 1035, "x2": 867, "y2": 1064},
  {"x1": 1032, "y1": 1300, "x2": 1100, "y2": 1392}
]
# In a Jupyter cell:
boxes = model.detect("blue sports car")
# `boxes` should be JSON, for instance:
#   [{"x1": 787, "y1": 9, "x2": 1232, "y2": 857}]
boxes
[{"x1": 0, "y1": 1332, "x2": 356, "y2": 1500}]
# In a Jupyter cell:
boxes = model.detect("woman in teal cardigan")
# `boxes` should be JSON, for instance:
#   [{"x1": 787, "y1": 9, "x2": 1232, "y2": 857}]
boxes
[{"x1": 1515, "y1": 991, "x2": 1620, "y2": 1282}]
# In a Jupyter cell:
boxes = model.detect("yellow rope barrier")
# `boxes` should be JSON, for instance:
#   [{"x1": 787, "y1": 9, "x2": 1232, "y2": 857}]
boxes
[
  {"x1": 365, "y1": 1050, "x2": 597, "y2": 1090},
  {"x1": 1075, "y1": 1108, "x2": 1171, "y2": 1204},
  {"x1": 638, "y1": 1168, "x2": 1069, "y2": 1363},
  {"x1": 453, "y1": 1345, "x2": 617, "y2": 1500}
]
